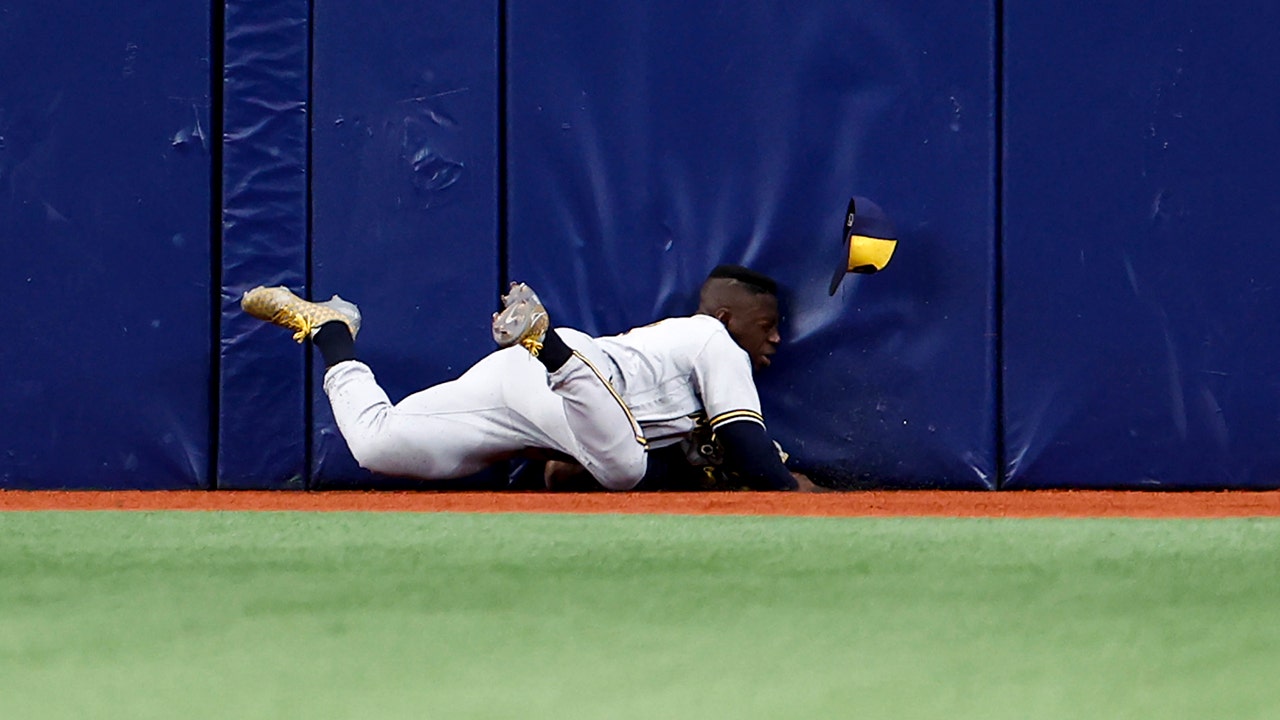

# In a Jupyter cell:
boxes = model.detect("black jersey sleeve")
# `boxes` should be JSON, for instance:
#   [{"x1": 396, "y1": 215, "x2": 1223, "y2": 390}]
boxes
[{"x1": 715, "y1": 420, "x2": 798, "y2": 491}]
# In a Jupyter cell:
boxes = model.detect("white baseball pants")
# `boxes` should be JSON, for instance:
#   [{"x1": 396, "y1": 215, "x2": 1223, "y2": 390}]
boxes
[{"x1": 322, "y1": 329, "x2": 647, "y2": 489}]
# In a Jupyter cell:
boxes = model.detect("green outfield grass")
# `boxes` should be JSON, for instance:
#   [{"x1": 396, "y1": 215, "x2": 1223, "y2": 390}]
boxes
[{"x1": 1, "y1": 511, "x2": 1277, "y2": 719}]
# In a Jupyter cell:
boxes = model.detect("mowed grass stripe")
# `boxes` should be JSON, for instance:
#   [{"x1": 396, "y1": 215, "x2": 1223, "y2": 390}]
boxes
[{"x1": 1, "y1": 513, "x2": 1277, "y2": 719}]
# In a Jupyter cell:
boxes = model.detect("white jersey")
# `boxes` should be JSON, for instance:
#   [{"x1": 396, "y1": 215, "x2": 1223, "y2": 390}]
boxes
[{"x1": 594, "y1": 315, "x2": 765, "y2": 448}]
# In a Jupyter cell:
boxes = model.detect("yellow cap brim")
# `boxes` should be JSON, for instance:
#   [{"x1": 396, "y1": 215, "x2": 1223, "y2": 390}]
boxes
[
  {"x1": 847, "y1": 235, "x2": 897, "y2": 273},
  {"x1": 830, "y1": 233, "x2": 898, "y2": 295}
]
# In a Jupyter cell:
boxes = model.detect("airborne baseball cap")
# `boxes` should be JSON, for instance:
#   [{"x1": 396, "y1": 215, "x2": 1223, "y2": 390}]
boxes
[{"x1": 828, "y1": 196, "x2": 898, "y2": 295}]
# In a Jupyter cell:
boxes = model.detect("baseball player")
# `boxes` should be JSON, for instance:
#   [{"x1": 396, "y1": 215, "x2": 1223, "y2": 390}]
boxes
[{"x1": 242, "y1": 265, "x2": 806, "y2": 491}]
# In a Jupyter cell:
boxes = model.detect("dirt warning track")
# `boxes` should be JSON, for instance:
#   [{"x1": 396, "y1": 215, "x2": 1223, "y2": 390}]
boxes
[{"x1": 2, "y1": 490, "x2": 1278, "y2": 517}]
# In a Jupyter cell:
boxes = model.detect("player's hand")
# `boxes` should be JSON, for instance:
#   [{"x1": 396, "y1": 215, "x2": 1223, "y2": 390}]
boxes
[
  {"x1": 544, "y1": 459, "x2": 595, "y2": 491},
  {"x1": 790, "y1": 472, "x2": 826, "y2": 492}
]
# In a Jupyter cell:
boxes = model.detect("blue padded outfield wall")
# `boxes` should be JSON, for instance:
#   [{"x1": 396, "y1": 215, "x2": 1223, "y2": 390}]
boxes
[
  {"x1": 309, "y1": 0, "x2": 500, "y2": 488},
  {"x1": 6, "y1": 1, "x2": 1280, "y2": 489},
  {"x1": 507, "y1": 0, "x2": 999, "y2": 488},
  {"x1": 1003, "y1": 1, "x2": 1280, "y2": 489},
  {"x1": 0, "y1": 1, "x2": 212, "y2": 488},
  {"x1": 217, "y1": 0, "x2": 310, "y2": 489}
]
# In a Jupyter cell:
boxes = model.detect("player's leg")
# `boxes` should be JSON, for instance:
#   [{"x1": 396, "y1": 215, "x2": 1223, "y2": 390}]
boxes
[
  {"x1": 322, "y1": 351, "x2": 530, "y2": 478},
  {"x1": 492, "y1": 283, "x2": 647, "y2": 490},
  {"x1": 545, "y1": 328, "x2": 648, "y2": 489},
  {"x1": 242, "y1": 286, "x2": 536, "y2": 479}
]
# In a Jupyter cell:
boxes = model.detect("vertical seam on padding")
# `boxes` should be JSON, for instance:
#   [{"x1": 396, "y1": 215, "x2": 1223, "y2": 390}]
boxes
[
  {"x1": 303, "y1": 0, "x2": 317, "y2": 489},
  {"x1": 994, "y1": 0, "x2": 1007, "y2": 489},
  {"x1": 208, "y1": 0, "x2": 226, "y2": 489}
]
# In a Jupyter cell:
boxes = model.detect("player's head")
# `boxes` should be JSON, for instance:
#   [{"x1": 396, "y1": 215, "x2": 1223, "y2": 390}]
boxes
[{"x1": 697, "y1": 265, "x2": 781, "y2": 370}]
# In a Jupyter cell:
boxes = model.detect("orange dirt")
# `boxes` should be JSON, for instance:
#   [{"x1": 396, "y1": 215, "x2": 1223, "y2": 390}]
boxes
[{"x1": 1, "y1": 490, "x2": 1278, "y2": 517}]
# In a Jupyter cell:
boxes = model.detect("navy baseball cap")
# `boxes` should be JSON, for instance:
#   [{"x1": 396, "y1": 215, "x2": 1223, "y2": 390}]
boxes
[{"x1": 828, "y1": 196, "x2": 898, "y2": 295}]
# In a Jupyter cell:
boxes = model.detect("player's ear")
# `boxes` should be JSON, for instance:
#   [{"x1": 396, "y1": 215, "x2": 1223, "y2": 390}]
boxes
[{"x1": 713, "y1": 308, "x2": 732, "y2": 325}]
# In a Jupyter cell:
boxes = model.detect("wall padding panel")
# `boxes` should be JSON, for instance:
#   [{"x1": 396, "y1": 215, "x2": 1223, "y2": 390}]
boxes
[
  {"x1": 218, "y1": 0, "x2": 311, "y2": 489},
  {"x1": 310, "y1": 0, "x2": 501, "y2": 487},
  {"x1": 1003, "y1": 1, "x2": 1280, "y2": 488},
  {"x1": 0, "y1": 1, "x2": 212, "y2": 488}
]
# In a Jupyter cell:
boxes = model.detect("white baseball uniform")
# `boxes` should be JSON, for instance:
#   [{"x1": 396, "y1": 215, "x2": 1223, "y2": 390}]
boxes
[{"x1": 323, "y1": 314, "x2": 766, "y2": 490}]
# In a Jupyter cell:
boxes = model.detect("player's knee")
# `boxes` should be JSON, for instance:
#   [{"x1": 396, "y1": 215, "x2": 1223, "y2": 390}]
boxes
[
  {"x1": 347, "y1": 426, "x2": 475, "y2": 479},
  {"x1": 597, "y1": 473, "x2": 642, "y2": 491},
  {"x1": 593, "y1": 454, "x2": 647, "y2": 491},
  {"x1": 347, "y1": 432, "x2": 404, "y2": 476}
]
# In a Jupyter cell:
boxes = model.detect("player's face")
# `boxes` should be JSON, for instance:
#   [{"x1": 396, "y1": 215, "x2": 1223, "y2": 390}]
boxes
[{"x1": 724, "y1": 294, "x2": 781, "y2": 370}]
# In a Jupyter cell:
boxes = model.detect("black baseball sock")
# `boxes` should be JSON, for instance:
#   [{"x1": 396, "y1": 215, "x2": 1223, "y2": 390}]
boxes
[
  {"x1": 536, "y1": 328, "x2": 573, "y2": 373},
  {"x1": 313, "y1": 321, "x2": 357, "y2": 367}
]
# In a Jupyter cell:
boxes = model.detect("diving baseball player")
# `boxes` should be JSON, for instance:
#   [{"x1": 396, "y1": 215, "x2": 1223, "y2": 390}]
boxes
[{"x1": 242, "y1": 265, "x2": 802, "y2": 490}]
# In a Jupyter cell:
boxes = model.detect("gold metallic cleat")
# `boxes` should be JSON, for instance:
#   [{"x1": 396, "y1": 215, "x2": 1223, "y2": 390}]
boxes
[
  {"x1": 492, "y1": 282, "x2": 549, "y2": 355},
  {"x1": 241, "y1": 286, "x2": 361, "y2": 343}
]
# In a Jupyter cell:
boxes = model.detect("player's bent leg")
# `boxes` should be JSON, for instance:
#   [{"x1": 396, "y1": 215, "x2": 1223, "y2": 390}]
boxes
[
  {"x1": 492, "y1": 282, "x2": 647, "y2": 489},
  {"x1": 547, "y1": 333, "x2": 648, "y2": 491},
  {"x1": 244, "y1": 287, "x2": 536, "y2": 480}
]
